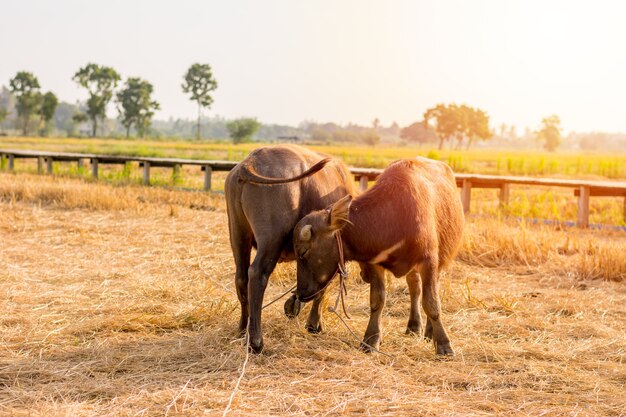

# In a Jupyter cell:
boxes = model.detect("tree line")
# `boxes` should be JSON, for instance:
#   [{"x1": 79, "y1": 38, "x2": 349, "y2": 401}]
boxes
[
  {"x1": 0, "y1": 64, "x2": 563, "y2": 150},
  {"x1": 7, "y1": 71, "x2": 58, "y2": 136},
  {"x1": 399, "y1": 104, "x2": 561, "y2": 151},
  {"x1": 3, "y1": 63, "x2": 221, "y2": 139}
]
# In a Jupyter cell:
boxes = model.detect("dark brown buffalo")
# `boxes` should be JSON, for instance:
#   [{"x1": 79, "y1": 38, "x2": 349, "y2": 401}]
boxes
[
  {"x1": 292, "y1": 157, "x2": 464, "y2": 355},
  {"x1": 225, "y1": 144, "x2": 358, "y2": 353}
]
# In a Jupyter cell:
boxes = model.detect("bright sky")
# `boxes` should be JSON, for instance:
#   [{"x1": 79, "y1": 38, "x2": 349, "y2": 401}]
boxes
[{"x1": 2, "y1": 0, "x2": 625, "y2": 132}]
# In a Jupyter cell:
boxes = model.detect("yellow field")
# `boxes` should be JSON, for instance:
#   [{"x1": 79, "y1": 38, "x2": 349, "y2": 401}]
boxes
[
  {"x1": 0, "y1": 172, "x2": 625, "y2": 416},
  {"x1": 2, "y1": 136, "x2": 626, "y2": 179},
  {"x1": 3, "y1": 136, "x2": 626, "y2": 226}
]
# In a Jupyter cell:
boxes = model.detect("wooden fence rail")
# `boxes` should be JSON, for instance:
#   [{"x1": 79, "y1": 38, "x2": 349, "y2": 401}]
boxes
[
  {"x1": 2, "y1": 149, "x2": 626, "y2": 228},
  {"x1": 0, "y1": 149, "x2": 236, "y2": 191}
]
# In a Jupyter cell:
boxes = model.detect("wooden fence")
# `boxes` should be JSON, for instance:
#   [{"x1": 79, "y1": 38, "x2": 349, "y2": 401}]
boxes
[{"x1": 2, "y1": 149, "x2": 626, "y2": 228}]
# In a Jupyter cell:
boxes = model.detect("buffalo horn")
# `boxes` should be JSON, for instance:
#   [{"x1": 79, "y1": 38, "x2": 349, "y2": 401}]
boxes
[{"x1": 300, "y1": 225, "x2": 312, "y2": 241}]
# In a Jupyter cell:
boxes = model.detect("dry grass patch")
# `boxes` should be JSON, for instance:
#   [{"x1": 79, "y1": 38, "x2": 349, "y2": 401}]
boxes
[
  {"x1": 461, "y1": 218, "x2": 626, "y2": 281},
  {"x1": 0, "y1": 173, "x2": 625, "y2": 416},
  {"x1": 0, "y1": 172, "x2": 221, "y2": 212}
]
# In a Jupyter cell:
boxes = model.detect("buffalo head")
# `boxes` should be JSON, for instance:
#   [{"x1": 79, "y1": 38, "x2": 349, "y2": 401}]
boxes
[{"x1": 293, "y1": 195, "x2": 353, "y2": 302}]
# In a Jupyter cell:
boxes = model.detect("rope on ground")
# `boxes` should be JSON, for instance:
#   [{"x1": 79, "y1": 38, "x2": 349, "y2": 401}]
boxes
[
  {"x1": 222, "y1": 326, "x2": 251, "y2": 417},
  {"x1": 223, "y1": 282, "x2": 295, "y2": 415},
  {"x1": 329, "y1": 308, "x2": 394, "y2": 359},
  {"x1": 222, "y1": 283, "x2": 295, "y2": 416},
  {"x1": 327, "y1": 267, "x2": 395, "y2": 359}
]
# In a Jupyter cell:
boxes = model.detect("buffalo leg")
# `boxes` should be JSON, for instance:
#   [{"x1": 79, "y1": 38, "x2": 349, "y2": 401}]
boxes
[
  {"x1": 305, "y1": 293, "x2": 325, "y2": 333},
  {"x1": 247, "y1": 243, "x2": 281, "y2": 353},
  {"x1": 405, "y1": 269, "x2": 423, "y2": 335},
  {"x1": 420, "y1": 258, "x2": 453, "y2": 356},
  {"x1": 232, "y1": 238, "x2": 252, "y2": 334},
  {"x1": 424, "y1": 317, "x2": 434, "y2": 340},
  {"x1": 228, "y1": 217, "x2": 253, "y2": 334},
  {"x1": 361, "y1": 264, "x2": 386, "y2": 352}
]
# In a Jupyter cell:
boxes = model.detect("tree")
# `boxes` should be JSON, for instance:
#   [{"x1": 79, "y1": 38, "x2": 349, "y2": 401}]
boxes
[
  {"x1": 9, "y1": 71, "x2": 41, "y2": 135},
  {"x1": 400, "y1": 121, "x2": 437, "y2": 143},
  {"x1": 362, "y1": 129, "x2": 380, "y2": 146},
  {"x1": 537, "y1": 115, "x2": 562, "y2": 152},
  {"x1": 182, "y1": 63, "x2": 218, "y2": 140},
  {"x1": 423, "y1": 104, "x2": 460, "y2": 150},
  {"x1": 72, "y1": 63, "x2": 121, "y2": 137},
  {"x1": 72, "y1": 113, "x2": 88, "y2": 124},
  {"x1": 463, "y1": 106, "x2": 491, "y2": 149},
  {"x1": 499, "y1": 123, "x2": 508, "y2": 138},
  {"x1": 508, "y1": 125, "x2": 518, "y2": 141},
  {"x1": 116, "y1": 77, "x2": 160, "y2": 138},
  {"x1": 309, "y1": 127, "x2": 331, "y2": 142},
  {"x1": 423, "y1": 103, "x2": 491, "y2": 150},
  {"x1": 38, "y1": 91, "x2": 58, "y2": 136},
  {"x1": 0, "y1": 107, "x2": 7, "y2": 133},
  {"x1": 52, "y1": 102, "x2": 81, "y2": 136},
  {"x1": 389, "y1": 121, "x2": 400, "y2": 136},
  {"x1": 226, "y1": 118, "x2": 261, "y2": 144},
  {"x1": 71, "y1": 113, "x2": 88, "y2": 137}
]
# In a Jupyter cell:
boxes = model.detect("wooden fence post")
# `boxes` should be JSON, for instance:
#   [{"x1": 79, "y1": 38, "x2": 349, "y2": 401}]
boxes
[
  {"x1": 46, "y1": 157, "x2": 53, "y2": 174},
  {"x1": 499, "y1": 183, "x2": 510, "y2": 208},
  {"x1": 8, "y1": 154, "x2": 15, "y2": 172},
  {"x1": 37, "y1": 156, "x2": 44, "y2": 174},
  {"x1": 77, "y1": 158, "x2": 84, "y2": 170},
  {"x1": 143, "y1": 162, "x2": 151, "y2": 185},
  {"x1": 92, "y1": 158, "x2": 99, "y2": 178},
  {"x1": 172, "y1": 163, "x2": 181, "y2": 184},
  {"x1": 623, "y1": 196, "x2": 626, "y2": 224},
  {"x1": 461, "y1": 179, "x2": 472, "y2": 214},
  {"x1": 203, "y1": 165, "x2": 212, "y2": 191},
  {"x1": 577, "y1": 185, "x2": 590, "y2": 228},
  {"x1": 359, "y1": 176, "x2": 368, "y2": 192}
]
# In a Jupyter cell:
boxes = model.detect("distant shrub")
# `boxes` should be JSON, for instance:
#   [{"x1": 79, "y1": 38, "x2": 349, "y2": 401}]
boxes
[{"x1": 426, "y1": 150, "x2": 440, "y2": 161}]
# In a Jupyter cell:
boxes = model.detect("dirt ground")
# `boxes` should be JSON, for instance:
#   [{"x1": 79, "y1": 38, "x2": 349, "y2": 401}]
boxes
[{"x1": 0, "y1": 180, "x2": 625, "y2": 416}]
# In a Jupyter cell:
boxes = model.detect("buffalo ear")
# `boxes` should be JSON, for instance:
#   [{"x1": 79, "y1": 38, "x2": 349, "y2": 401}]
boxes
[
  {"x1": 328, "y1": 195, "x2": 352, "y2": 232},
  {"x1": 300, "y1": 224, "x2": 312, "y2": 241}
]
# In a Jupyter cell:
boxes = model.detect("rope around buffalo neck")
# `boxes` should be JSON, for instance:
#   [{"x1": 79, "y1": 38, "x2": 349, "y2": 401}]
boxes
[{"x1": 261, "y1": 232, "x2": 348, "y2": 311}]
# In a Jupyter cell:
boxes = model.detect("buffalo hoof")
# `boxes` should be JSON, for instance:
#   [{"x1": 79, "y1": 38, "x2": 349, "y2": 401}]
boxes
[
  {"x1": 284, "y1": 294, "x2": 302, "y2": 319},
  {"x1": 405, "y1": 322, "x2": 423, "y2": 336},
  {"x1": 248, "y1": 339, "x2": 264, "y2": 354},
  {"x1": 359, "y1": 342, "x2": 380, "y2": 354},
  {"x1": 424, "y1": 325, "x2": 433, "y2": 341},
  {"x1": 435, "y1": 342, "x2": 454, "y2": 356},
  {"x1": 359, "y1": 336, "x2": 381, "y2": 353},
  {"x1": 305, "y1": 322, "x2": 323, "y2": 334}
]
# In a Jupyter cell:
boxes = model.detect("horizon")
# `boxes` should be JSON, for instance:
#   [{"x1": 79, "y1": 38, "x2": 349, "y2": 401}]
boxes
[{"x1": 2, "y1": 0, "x2": 626, "y2": 134}]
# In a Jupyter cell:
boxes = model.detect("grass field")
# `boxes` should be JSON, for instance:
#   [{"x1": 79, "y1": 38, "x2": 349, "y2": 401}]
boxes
[
  {"x1": 3, "y1": 136, "x2": 626, "y2": 227},
  {"x1": 3, "y1": 141, "x2": 626, "y2": 227},
  {"x1": 2, "y1": 136, "x2": 626, "y2": 179},
  {"x1": 0, "y1": 173, "x2": 625, "y2": 416}
]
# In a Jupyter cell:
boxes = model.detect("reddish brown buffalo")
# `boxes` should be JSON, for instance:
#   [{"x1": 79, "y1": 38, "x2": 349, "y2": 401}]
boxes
[
  {"x1": 225, "y1": 144, "x2": 359, "y2": 353},
  {"x1": 293, "y1": 157, "x2": 464, "y2": 355}
]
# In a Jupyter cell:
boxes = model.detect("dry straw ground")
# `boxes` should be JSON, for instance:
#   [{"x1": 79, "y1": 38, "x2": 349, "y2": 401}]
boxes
[{"x1": 0, "y1": 172, "x2": 625, "y2": 416}]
